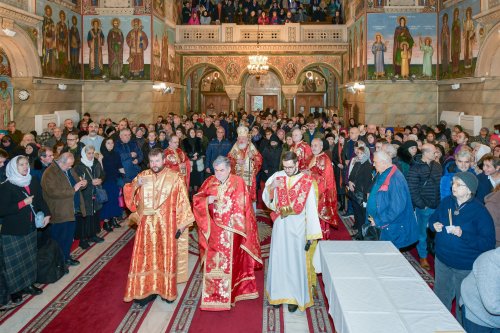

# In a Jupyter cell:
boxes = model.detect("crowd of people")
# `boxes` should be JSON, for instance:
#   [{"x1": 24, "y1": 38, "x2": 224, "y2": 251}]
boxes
[
  {"x1": 0, "y1": 109, "x2": 499, "y2": 331},
  {"x1": 181, "y1": 0, "x2": 343, "y2": 25}
]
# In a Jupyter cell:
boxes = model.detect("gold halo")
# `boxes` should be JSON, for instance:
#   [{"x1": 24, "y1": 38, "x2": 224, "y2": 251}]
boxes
[
  {"x1": 375, "y1": 32, "x2": 383, "y2": 39},
  {"x1": 400, "y1": 41, "x2": 409, "y2": 48},
  {"x1": 397, "y1": 16, "x2": 407, "y2": 24},
  {"x1": 425, "y1": 37, "x2": 432, "y2": 43},
  {"x1": 91, "y1": 18, "x2": 101, "y2": 27},
  {"x1": 111, "y1": 17, "x2": 121, "y2": 26},
  {"x1": 131, "y1": 18, "x2": 142, "y2": 28}
]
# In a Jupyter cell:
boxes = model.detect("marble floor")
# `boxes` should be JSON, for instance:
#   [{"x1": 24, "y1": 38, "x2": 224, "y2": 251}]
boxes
[{"x1": 1, "y1": 225, "x2": 313, "y2": 333}]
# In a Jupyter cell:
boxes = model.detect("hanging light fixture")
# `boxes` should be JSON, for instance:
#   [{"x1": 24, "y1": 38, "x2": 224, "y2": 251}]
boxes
[{"x1": 247, "y1": 25, "x2": 269, "y2": 80}]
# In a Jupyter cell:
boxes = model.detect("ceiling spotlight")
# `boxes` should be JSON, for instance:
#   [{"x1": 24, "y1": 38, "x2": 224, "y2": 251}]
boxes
[{"x1": 57, "y1": 83, "x2": 67, "y2": 91}]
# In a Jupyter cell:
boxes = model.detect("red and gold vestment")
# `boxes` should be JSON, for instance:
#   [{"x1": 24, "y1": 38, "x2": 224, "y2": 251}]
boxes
[
  {"x1": 227, "y1": 143, "x2": 262, "y2": 202},
  {"x1": 193, "y1": 174, "x2": 263, "y2": 311},
  {"x1": 164, "y1": 147, "x2": 191, "y2": 188},
  {"x1": 290, "y1": 141, "x2": 313, "y2": 171}
]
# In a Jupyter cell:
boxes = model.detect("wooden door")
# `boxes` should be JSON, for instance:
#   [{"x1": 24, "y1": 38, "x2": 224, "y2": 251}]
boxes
[
  {"x1": 295, "y1": 93, "x2": 324, "y2": 116},
  {"x1": 202, "y1": 93, "x2": 230, "y2": 115},
  {"x1": 263, "y1": 95, "x2": 278, "y2": 111}
]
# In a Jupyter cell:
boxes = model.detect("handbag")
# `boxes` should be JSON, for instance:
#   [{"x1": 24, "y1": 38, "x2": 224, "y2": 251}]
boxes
[
  {"x1": 95, "y1": 187, "x2": 108, "y2": 204},
  {"x1": 196, "y1": 158, "x2": 204, "y2": 172},
  {"x1": 23, "y1": 192, "x2": 45, "y2": 228},
  {"x1": 361, "y1": 223, "x2": 381, "y2": 241},
  {"x1": 348, "y1": 189, "x2": 365, "y2": 206}
]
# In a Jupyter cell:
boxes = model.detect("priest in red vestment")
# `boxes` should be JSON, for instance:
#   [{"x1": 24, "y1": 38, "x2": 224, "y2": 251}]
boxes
[
  {"x1": 227, "y1": 126, "x2": 262, "y2": 203},
  {"x1": 307, "y1": 138, "x2": 340, "y2": 239},
  {"x1": 123, "y1": 148, "x2": 194, "y2": 306},
  {"x1": 164, "y1": 135, "x2": 191, "y2": 188},
  {"x1": 290, "y1": 128, "x2": 313, "y2": 171},
  {"x1": 193, "y1": 156, "x2": 263, "y2": 311}
]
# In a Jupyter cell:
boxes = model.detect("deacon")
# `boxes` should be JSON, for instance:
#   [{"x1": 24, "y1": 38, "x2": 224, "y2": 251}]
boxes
[
  {"x1": 193, "y1": 156, "x2": 263, "y2": 311},
  {"x1": 263, "y1": 151, "x2": 322, "y2": 313},
  {"x1": 164, "y1": 135, "x2": 191, "y2": 188},
  {"x1": 307, "y1": 138, "x2": 340, "y2": 239},
  {"x1": 290, "y1": 128, "x2": 313, "y2": 171},
  {"x1": 227, "y1": 126, "x2": 262, "y2": 204},
  {"x1": 123, "y1": 148, "x2": 194, "y2": 306}
]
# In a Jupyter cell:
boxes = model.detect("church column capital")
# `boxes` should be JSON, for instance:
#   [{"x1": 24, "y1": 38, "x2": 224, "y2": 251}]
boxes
[
  {"x1": 282, "y1": 85, "x2": 299, "y2": 99},
  {"x1": 224, "y1": 85, "x2": 242, "y2": 100}
]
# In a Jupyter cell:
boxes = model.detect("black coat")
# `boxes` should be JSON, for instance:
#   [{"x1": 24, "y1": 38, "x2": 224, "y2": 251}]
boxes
[
  {"x1": 73, "y1": 160, "x2": 105, "y2": 215},
  {"x1": 407, "y1": 155, "x2": 442, "y2": 209},
  {"x1": 0, "y1": 177, "x2": 50, "y2": 235},
  {"x1": 262, "y1": 145, "x2": 283, "y2": 182},
  {"x1": 348, "y1": 160, "x2": 373, "y2": 196}
]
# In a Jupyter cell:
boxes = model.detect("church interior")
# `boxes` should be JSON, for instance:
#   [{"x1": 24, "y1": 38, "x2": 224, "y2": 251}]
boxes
[{"x1": 0, "y1": 0, "x2": 499, "y2": 332}]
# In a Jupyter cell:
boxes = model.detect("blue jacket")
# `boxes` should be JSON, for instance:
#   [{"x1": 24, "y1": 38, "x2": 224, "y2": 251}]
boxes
[
  {"x1": 114, "y1": 139, "x2": 143, "y2": 182},
  {"x1": 476, "y1": 173, "x2": 493, "y2": 203},
  {"x1": 367, "y1": 166, "x2": 418, "y2": 249},
  {"x1": 429, "y1": 196, "x2": 495, "y2": 270},
  {"x1": 205, "y1": 138, "x2": 232, "y2": 173}
]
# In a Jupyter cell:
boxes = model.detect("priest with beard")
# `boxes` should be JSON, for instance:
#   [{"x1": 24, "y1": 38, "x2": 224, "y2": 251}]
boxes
[
  {"x1": 306, "y1": 138, "x2": 340, "y2": 239},
  {"x1": 263, "y1": 151, "x2": 322, "y2": 313},
  {"x1": 123, "y1": 148, "x2": 194, "y2": 306},
  {"x1": 193, "y1": 156, "x2": 263, "y2": 311},
  {"x1": 227, "y1": 126, "x2": 263, "y2": 206}
]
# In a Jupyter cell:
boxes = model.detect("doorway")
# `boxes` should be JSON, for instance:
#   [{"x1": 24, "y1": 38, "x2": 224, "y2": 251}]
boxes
[{"x1": 245, "y1": 72, "x2": 282, "y2": 112}]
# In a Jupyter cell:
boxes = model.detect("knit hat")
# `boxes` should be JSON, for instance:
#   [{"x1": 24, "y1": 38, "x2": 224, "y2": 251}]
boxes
[
  {"x1": 453, "y1": 172, "x2": 478, "y2": 194},
  {"x1": 401, "y1": 140, "x2": 418, "y2": 151}
]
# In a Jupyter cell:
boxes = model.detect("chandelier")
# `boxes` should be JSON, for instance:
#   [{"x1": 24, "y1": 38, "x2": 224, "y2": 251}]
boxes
[{"x1": 247, "y1": 26, "x2": 269, "y2": 79}]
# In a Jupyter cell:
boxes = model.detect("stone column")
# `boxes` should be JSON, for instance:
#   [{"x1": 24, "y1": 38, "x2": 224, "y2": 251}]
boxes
[
  {"x1": 224, "y1": 85, "x2": 242, "y2": 113},
  {"x1": 281, "y1": 85, "x2": 299, "y2": 117}
]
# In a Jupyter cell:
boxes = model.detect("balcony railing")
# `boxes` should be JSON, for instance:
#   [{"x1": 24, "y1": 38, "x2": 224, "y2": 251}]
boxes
[{"x1": 175, "y1": 23, "x2": 347, "y2": 44}]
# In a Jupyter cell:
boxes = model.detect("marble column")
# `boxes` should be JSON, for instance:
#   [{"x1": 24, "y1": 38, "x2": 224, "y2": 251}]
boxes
[
  {"x1": 224, "y1": 85, "x2": 242, "y2": 113},
  {"x1": 281, "y1": 85, "x2": 299, "y2": 117}
]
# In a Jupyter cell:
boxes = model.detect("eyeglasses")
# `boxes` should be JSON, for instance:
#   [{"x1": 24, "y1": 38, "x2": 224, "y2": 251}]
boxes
[
  {"x1": 452, "y1": 182, "x2": 467, "y2": 187},
  {"x1": 283, "y1": 165, "x2": 296, "y2": 170}
]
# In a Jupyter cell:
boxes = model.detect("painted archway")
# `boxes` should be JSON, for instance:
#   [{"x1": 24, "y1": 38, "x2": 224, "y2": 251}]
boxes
[
  {"x1": 0, "y1": 24, "x2": 42, "y2": 78},
  {"x1": 475, "y1": 22, "x2": 500, "y2": 77}
]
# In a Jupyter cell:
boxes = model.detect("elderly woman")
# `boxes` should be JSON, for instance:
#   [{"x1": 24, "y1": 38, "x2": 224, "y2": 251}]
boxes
[
  {"x1": 429, "y1": 172, "x2": 495, "y2": 324},
  {"x1": 366, "y1": 150, "x2": 418, "y2": 249},
  {"x1": 73, "y1": 145, "x2": 105, "y2": 249},
  {"x1": 347, "y1": 141, "x2": 373, "y2": 239},
  {"x1": 0, "y1": 156, "x2": 50, "y2": 304}
]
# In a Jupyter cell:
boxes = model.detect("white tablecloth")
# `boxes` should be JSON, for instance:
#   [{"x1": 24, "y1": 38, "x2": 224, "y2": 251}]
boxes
[{"x1": 314, "y1": 241, "x2": 465, "y2": 333}]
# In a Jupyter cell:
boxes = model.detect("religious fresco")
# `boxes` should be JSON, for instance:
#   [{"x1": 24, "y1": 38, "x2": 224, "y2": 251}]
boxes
[
  {"x1": 0, "y1": 78, "x2": 13, "y2": 130},
  {"x1": 438, "y1": 0, "x2": 481, "y2": 79},
  {"x1": 152, "y1": 18, "x2": 177, "y2": 83},
  {"x1": 298, "y1": 71, "x2": 327, "y2": 92},
  {"x1": 354, "y1": 0, "x2": 365, "y2": 19},
  {"x1": 347, "y1": 16, "x2": 365, "y2": 82},
  {"x1": 36, "y1": 0, "x2": 82, "y2": 79},
  {"x1": 153, "y1": 0, "x2": 165, "y2": 18},
  {"x1": 200, "y1": 71, "x2": 224, "y2": 92},
  {"x1": 368, "y1": 0, "x2": 436, "y2": 12},
  {"x1": 367, "y1": 13, "x2": 437, "y2": 80},
  {"x1": 0, "y1": 49, "x2": 12, "y2": 77},
  {"x1": 82, "y1": 15, "x2": 151, "y2": 79}
]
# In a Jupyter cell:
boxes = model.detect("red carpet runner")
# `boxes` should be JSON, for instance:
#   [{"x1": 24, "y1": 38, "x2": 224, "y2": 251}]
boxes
[{"x1": 19, "y1": 229, "x2": 151, "y2": 333}]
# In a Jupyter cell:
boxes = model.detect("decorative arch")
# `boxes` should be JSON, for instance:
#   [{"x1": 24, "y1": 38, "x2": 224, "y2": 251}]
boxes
[
  {"x1": 238, "y1": 65, "x2": 285, "y2": 86},
  {"x1": 475, "y1": 22, "x2": 500, "y2": 77},
  {"x1": 0, "y1": 24, "x2": 42, "y2": 78},
  {"x1": 183, "y1": 62, "x2": 228, "y2": 86},
  {"x1": 295, "y1": 62, "x2": 341, "y2": 85}
]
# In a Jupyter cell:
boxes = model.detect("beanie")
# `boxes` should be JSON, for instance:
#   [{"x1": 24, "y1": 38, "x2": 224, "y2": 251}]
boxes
[{"x1": 453, "y1": 172, "x2": 478, "y2": 194}]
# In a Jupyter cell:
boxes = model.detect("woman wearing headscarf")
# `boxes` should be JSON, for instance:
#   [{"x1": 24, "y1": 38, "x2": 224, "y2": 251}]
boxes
[
  {"x1": 397, "y1": 140, "x2": 418, "y2": 178},
  {"x1": 0, "y1": 156, "x2": 50, "y2": 304},
  {"x1": 1, "y1": 135, "x2": 18, "y2": 157},
  {"x1": 347, "y1": 141, "x2": 373, "y2": 239},
  {"x1": 24, "y1": 143, "x2": 39, "y2": 168},
  {"x1": 429, "y1": 172, "x2": 495, "y2": 324},
  {"x1": 183, "y1": 128, "x2": 204, "y2": 193},
  {"x1": 99, "y1": 138, "x2": 125, "y2": 232},
  {"x1": 73, "y1": 145, "x2": 105, "y2": 249}
]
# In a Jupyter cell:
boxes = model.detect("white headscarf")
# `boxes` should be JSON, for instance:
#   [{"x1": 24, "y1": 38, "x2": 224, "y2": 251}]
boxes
[
  {"x1": 6, "y1": 155, "x2": 32, "y2": 187},
  {"x1": 80, "y1": 145, "x2": 95, "y2": 168}
]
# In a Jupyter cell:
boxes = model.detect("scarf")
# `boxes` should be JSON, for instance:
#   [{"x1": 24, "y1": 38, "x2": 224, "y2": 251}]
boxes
[
  {"x1": 80, "y1": 146, "x2": 95, "y2": 168},
  {"x1": 6, "y1": 155, "x2": 32, "y2": 187}
]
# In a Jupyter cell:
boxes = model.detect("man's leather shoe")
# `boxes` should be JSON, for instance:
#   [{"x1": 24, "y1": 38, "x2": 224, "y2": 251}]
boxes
[
  {"x1": 272, "y1": 304, "x2": 281, "y2": 309},
  {"x1": 24, "y1": 285, "x2": 43, "y2": 296},
  {"x1": 161, "y1": 297, "x2": 175, "y2": 304},
  {"x1": 103, "y1": 222, "x2": 113, "y2": 232},
  {"x1": 90, "y1": 236, "x2": 104, "y2": 243},
  {"x1": 10, "y1": 292, "x2": 23, "y2": 304},
  {"x1": 134, "y1": 295, "x2": 155, "y2": 307},
  {"x1": 66, "y1": 258, "x2": 80, "y2": 266},
  {"x1": 420, "y1": 258, "x2": 431, "y2": 271},
  {"x1": 112, "y1": 218, "x2": 121, "y2": 228},
  {"x1": 288, "y1": 304, "x2": 298, "y2": 313},
  {"x1": 79, "y1": 240, "x2": 90, "y2": 249}
]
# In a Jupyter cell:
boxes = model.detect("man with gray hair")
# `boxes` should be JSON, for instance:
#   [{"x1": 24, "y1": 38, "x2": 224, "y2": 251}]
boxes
[
  {"x1": 41, "y1": 152, "x2": 87, "y2": 267},
  {"x1": 81, "y1": 122, "x2": 104, "y2": 154},
  {"x1": 193, "y1": 155, "x2": 262, "y2": 311},
  {"x1": 365, "y1": 150, "x2": 418, "y2": 249},
  {"x1": 440, "y1": 149, "x2": 475, "y2": 199},
  {"x1": 115, "y1": 128, "x2": 143, "y2": 183}
]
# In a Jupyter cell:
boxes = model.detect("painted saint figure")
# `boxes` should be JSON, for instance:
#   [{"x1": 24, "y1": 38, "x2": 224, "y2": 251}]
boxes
[
  {"x1": 451, "y1": 8, "x2": 461, "y2": 74},
  {"x1": 440, "y1": 13, "x2": 450, "y2": 76},
  {"x1": 152, "y1": 35, "x2": 161, "y2": 80},
  {"x1": 160, "y1": 32, "x2": 170, "y2": 82},
  {"x1": 56, "y1": 10, "x2": 69, "y2": 75},
  {"x1": 400, "y1": 41, "x2": 410, "y2": 79},
  {"x1": 107, "y1": 18, "x2": 124, "y2": 78},
  {"x1": 0, "y1": 81, "x2": 12, "y2": 130},
  {"x1": 463, "y1": 7, "x2": 475, "y2": 70},
  {"x1": 87, "y1": 19, "x2": 105, "y2": 76},
  {"x1": 0, "y1": 53, "x2": 12, "y2": 77},
  {"x1": 126, "y1": 19, "x2": 149, "y2": 78},
  {"x1": 69, "y1": 16, "x2": 81, "y2": 75},
  {"x1": 42, "y1": 5, "x2": 57, "y2": 75},
  {"x1": 393, "y1": 16, "x2": 414, "y2": 76},
  {"x1": 420, "y1": 37, "x2": 434, "y2": 78},
  {"x1": 372, "y1": 33, "x2": 388, "y2": 78}
]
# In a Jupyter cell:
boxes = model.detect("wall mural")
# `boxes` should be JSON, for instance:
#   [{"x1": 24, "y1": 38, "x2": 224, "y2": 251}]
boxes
[
  {"x1": 367, "y1": 13, "x2": 437, "y2": 80},
  {"x1": 0, "y1": 78, "x2": 13, "y2": 130},
  {"x1": 438, "y1": 0, "x2": 481, "y2": 79},
  {"x1": 347, "y1": 16, "x2": 364, "y2": 82},
  {"x1": 82, "y1": 0, "x2": 152, "y2": 15},
  {"x1": 298, "y1": 71, "x2": 327, "y2": 92},
  {"x1": 82, "y1": 15, "x2": 151, "y2": 79},
  {"x1": 37, "y1": 0, "x2": 82, "y2": 78},
  {"x1": 152, "y1": 19, "x2": 178, "y2": 83}
]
